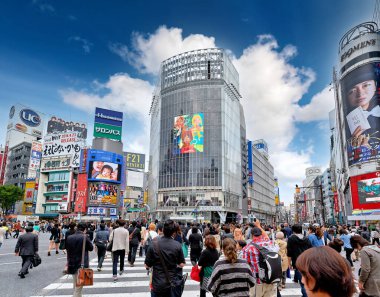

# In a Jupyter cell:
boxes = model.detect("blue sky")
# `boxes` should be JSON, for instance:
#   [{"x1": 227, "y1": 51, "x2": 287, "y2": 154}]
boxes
[{"x1": 0, "y1": 0, "x2": 376, "y2": 203}]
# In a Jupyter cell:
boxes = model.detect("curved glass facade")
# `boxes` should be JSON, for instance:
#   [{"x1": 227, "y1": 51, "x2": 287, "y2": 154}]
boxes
[{"x1": 148, "y1": 49, "x2": 246, "y2": 222}]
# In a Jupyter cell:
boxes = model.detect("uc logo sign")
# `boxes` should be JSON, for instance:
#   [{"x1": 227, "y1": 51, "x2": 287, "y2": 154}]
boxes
[{"x1": 20, "y1": 109, "x2": 41, "y2": 127}]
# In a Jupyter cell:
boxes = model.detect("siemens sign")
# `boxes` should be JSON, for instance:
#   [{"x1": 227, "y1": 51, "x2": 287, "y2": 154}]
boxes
[{"x1": 20, "y1": 109, "x2": 41, "y2": 127}]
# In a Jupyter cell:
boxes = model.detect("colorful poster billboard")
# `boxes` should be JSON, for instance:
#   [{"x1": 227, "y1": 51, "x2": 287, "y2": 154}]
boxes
[
  {"x1": 124, "y1": 152, "x2": 145, "y2": 170},
  {"x1": 28, "y1": 141, "x2": 43, "y2": 178},
  {"x1": 341, "y1": 62, "x2": 380, "y2": 166},
  {"x1": 42, "y1": 132, "x2": 83, "y2": 167},
  {"x1": 46, "y1": 116, "x2": 87, "y2": 140},
  {"x1": 94, "y1": 107, "x2": 123, "y2": 127},
  {"x1": 93, "y1": 122, "x2": 122, "y2": 141},
  {"x1": 350, "y1": 172, "x2": 380, "y2": 210},
  {"x1": 173, "y1": 113, "x2": 204, "y2": 154},
  {"x1": 88, "y1": 182, "x2": 118, "y2": 206},
  {"x1": 74, "y1": 173, "x2": 88, "y2": 213},
  {"x1": 24, "y1": 181, "x2": 35, "y2": 203},
  {"x1": 87, "y1": 150, "x2": 123, "y2": 184},
  {"x1": 7, "y1": 104, "x2": 44, "y2": 137}
]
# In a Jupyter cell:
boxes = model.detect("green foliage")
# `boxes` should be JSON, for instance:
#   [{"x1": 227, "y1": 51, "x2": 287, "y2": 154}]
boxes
[{"x1": 0, "y1": 185, "x2": 24, "y2": 215}]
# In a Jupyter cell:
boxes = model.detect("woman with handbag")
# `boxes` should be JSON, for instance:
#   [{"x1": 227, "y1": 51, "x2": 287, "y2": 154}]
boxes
[
  {"x1": 48, "y1": 223, "x2": 60, "y2": 256},
  {"x1": 198, "y1": 235, "x2": 219, "y2": 297},
  {"x1": 94, "y1": 223, "x2": 109, "y2": 271}
]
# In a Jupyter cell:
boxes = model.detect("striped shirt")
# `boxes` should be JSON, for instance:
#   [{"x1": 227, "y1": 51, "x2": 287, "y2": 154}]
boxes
[{"x1": 207, "y1": 258, "x2": 255, "y2": 296}]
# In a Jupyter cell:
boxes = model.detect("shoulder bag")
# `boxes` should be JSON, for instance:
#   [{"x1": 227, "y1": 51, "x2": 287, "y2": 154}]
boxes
[
  {"x1": 76, "y1": 234, "x2": 94, "y2": 287},
  {"x1": 129, "y1": 228, "x2": 136, "y2": 240},
  {"x1": 153, "y1": 240, "x2": 187, "y2": 297},
  {"x1": 106, "y1": 231, "x2": 114, "y2": 252}
]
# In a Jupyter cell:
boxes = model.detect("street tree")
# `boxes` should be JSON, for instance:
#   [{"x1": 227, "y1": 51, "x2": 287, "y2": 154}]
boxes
[{"x1": 0, "y1": 185, "x2": 24, "y2": 216}]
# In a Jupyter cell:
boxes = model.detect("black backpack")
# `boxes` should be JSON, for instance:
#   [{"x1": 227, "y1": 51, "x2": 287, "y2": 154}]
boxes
[{"x1": 251, "y1": 243, "x2": 282, "y2": 284}]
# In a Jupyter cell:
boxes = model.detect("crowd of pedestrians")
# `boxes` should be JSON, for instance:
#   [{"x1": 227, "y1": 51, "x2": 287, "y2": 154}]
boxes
[{"x1": 1, "y1": 217, "x2": 380, "y2": 297}]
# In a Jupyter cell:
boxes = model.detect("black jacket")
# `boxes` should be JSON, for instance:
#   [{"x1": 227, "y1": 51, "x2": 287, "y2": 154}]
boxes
[
  {"x1": 15, "y1": 232, "x2": 38, "y2": 255},
  {"x1": 286, "y1": 234, "x2": 312, "y2": 266},
  {"x1": 128, "y1": 227, "x2": 141, "y2": 246},
  {"x1": 65, "y1": 231, "x2": 93, "y2": 274},
  {"x1": 144, "y1": 236, "x2": 185, "y2": 292},
  {"x1": 189, "y1": 233, "x2": 203, "y2": 250},
  {"x1": 198, "y1": 248, "x2": 219, "y2": 278}
]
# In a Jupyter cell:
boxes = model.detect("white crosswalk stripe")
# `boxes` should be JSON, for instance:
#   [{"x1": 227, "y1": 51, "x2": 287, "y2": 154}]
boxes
[{"x1": 31, "y1": 253, "x2": 303, "y2": 297}]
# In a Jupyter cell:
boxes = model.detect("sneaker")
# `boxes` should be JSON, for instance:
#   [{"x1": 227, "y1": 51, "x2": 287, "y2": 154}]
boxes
[
  {"x1": 113, "y1": 276, "x2": 118, "y2": 282},
  {"x1": 18, "y1": 273, "x2": 25, "y2": 279},
  {"x1": 130, "y1": 263, "x2": 134, "y2": 267},
  {"x1": 97, "y1": 268, "x2": 101, "y2": 272},
  {"x1": 119, "y1": 270, "x2": 124, "y2": 275},
  {"x1": 47, "y1": 252, "x2": 51, "y2": 256}
]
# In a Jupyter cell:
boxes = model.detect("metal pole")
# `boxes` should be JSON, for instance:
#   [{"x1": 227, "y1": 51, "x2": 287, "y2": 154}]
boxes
[{"x1": 320, "y1": 185, "x2": 325, "y2": 225}]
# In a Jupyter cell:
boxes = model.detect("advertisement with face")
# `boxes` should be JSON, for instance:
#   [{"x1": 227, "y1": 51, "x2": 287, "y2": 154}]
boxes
[
  {"x1": 341, "y1": 62, "x2": 380, "y2": 165},
  {"x1": 88, "y1": 161, "x2": 121, "y2": 183},
  {"x1": 350, "y1": 172, "x2": 380, "y2": 210},
  {"x1": 88, "y1": 182, "x2": 118, "y2": 206},
  {"x1": 46, "y1": 116, "x2": 87, "y2": 140},
  {"x1": 173, "y1": 113, "x2": 204, "y2": 154}
]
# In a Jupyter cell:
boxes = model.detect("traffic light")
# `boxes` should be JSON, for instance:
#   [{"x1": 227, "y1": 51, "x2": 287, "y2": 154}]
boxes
[{"x1": 295, "y1": 184, "x2": 300, "y2": 194}]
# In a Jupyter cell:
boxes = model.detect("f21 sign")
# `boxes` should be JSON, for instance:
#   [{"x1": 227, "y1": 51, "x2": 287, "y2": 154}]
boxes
[{"x1": 42, "y1": 132, "x2": 84, "y2": 167}]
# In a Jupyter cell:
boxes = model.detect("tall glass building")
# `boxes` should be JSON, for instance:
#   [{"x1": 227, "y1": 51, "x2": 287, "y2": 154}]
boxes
[{"x1": 148, "y1": 48, "x2": 247, "y2": 223}]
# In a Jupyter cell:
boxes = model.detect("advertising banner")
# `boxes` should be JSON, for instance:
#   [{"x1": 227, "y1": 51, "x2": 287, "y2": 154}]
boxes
[
  {"x1": 333, "y1": 191, "x2": 339, "y2": 213},
  {"x1": 87, "y1": 150, "x2": 123, "y2": 184},
  {"x1": 350, "y1": 171, "x2": 380, "y2": 210},
  {"x1": 247, "y1": 141, "x2": 253, "y2": 185},
  {"x1": 58, "y1": 202, "x2": 68, "y2": 212},
  {"x1": 40, "y1": 156, "x2": 71, "y2": 172},
  {"x1": 79, "y1": 148, "x2": 88, "y2": 173},
  {"x1": 7, "y1": 104, "x2": 44, "y2": 138},
  {"x1": 93, "y1": 122, "x2": 122, "y2": 141},
  {"x1": 28, "y1": 141, "x2": 43, "y2": 178},
  {"x1": 173, "y1": 113, "x2": 204, "y2": 154},
  {"x1": 46, "y1": 116, "x2": 87, "y2": 140},
  {"x1": 24, "y1": 181, "x2": 35, "y2": 203},
  {"x1": 341, "y1": 62, "x2": 380, "y2": 166},
  {"x1": 43, "y1": 132, "x2": 83, "y2": 167},
  {"x1": 74, "y1": 173, "x2": 88, "y2": 213},
  {"x1": 87, "y1": 207, "x2": 106, "y2": 215},
  {"x1": 88, "y1": 182, "x2": 118, "y2": 206},
  {"x1": 124, "y1": 152, "x2": 145, "y2": 170},
  {"x1": 94, "y1": 107, "x2": 123, "y2": 127}
]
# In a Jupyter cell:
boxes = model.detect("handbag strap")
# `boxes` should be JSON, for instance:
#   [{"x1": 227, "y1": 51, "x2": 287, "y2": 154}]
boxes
[
  {"x1": 153, "y1": 240, "x2": 172, "y2": 286},
  {"x1": 81, "y1": 233, "x2": 86, "y2": 268}
]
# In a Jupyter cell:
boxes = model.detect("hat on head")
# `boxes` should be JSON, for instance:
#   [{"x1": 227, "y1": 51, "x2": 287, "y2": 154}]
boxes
[
  {"x1": 344, "y1": 63, "x2": 377, "y2": 92},
  {"x1": 252, "y1": 227, "x2": 262, "y2": 237}
]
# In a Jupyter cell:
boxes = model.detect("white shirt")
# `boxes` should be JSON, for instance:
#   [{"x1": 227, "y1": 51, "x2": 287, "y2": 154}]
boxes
[
  {"x1": 144, "y1": 230, "x2": 158, "y2": 241},
  {"x1": 0, "y1": 227, "x2": 5, "y2": 243},
  {"x1": 109, "y1": 227, "x2": 129, "y2": 253}
]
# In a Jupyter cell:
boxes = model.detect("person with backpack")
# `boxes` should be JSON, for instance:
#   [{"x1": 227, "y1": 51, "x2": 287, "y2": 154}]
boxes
[
  {"x1": 144, "y1": 223, "x2": 158, "y2": 255},
  {"x1": 94, "y1": 223, "x2": 109, "y2": 271},
  {"x1": 286, "y1": 224, "x2": 312, "y2": 297},
  {"x1": 242, "y1": 219, "x2": 281, "y2": 297}
]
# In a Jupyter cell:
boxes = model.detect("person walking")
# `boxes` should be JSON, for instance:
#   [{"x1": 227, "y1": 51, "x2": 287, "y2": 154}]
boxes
[
  {"x1": 143, "y1": 223, "x2": 158, "y2": 255},
  {"x1": 65, "y1": 222, "x2": 93, "y2": 297},
  {"x1": 110, "y1": 219, "x2": 129, "y2": 281},
  {"x1": 339, "y1": 229, "x2": 354, "y2": 267},
  {"x1": 144, "y1": 220, "x2": 186, "y2": 297},
  {"x1": 286, "y1": 223, "x2": 312, "y2": 297},
  {"x1": 127, "y1": 221, "x2": 141, "y2": 267},
  {"x1": 14, "y1": 223, "x2": 39, "y2": 278},
  {"x1": 13, "y1": 221, "x2": 22, "y2": 238},
  {"x1": 189, "y1": 226, "x2": 203, "y2": 265},
  {"x1": 350, "y1": 235, "x2": 380, "y2": 297},
  {"x1": 94, "y1": 223, "x2": 109, "y2": 271},
  {"x1": 208, "y1": 238, "x2": 254, "y2": 296},
  {"x1": 307, "y1": 225, "x2": 324, "y2": 247},
  {"x1": 48, "y1": 223, "x2": 60, "y2": 256},
  {"x1": 0, "y1": 223, "x2": 5, "y2": 248},
  {"x1": 198, "y1": 235, "x2": 219, "y2": 297},
  {"x1": 275, "y1": 231, "x2": 288, "y2": 291}
]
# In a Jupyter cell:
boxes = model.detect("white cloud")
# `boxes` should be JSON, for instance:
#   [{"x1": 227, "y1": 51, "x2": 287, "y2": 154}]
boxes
[
  {"x1": 110, "y1": 26, "x2": 216, "y2": 74},
  {"x1": 295, "y1": 86, "x2": 335, "y2": 122},
  {"x1": 69, "y1": 36, "x2": 93, "y2": 54},
  {"x1": 32, "y1": 0, "x2": 55, "y2": 13}
]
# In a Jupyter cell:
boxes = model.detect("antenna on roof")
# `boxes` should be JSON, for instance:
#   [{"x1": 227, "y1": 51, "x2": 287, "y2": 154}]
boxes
[{"x1": 373, "y1": 0, "x2": 380, "y2": 26}]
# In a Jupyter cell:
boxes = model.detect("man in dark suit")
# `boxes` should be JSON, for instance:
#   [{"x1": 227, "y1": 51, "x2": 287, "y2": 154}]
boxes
[{"x1": 15, "y1": 223, "x2": 39, "y2": 278}]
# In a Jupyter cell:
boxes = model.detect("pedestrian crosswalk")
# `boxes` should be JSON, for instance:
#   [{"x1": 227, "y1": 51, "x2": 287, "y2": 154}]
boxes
[{"x1": 31, "y1": 253, "x2": 303, "y2": 297}]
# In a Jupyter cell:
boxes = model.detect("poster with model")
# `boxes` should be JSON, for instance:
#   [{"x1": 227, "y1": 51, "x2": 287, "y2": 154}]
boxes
[
  {"x1": 341, "y1": 62, "x2": 380, "y2": 166},
  {"x1": 350, "y1": 172, "x2": 380, "y2": 210},
  {"x1": 173, "y1": 113, "x2": 204, "y2": 154}
]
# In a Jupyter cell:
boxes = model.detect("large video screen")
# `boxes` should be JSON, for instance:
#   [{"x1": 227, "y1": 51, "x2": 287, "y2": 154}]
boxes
[
  {"x1": 341, "y1": 62, "x2": 380, "y2": 166},
  {"x1": 350, "y1": 172, "x2": 380, "y2": 210},
  {"x1": 173, "y1": 113, "x2": 204, "y2": 154},
  {"x1": 88, "y1": 161, "x2": 121, "y2": 183},
  {"x1": 88, "y1": 182, "x2": 118, "y2": 206}
]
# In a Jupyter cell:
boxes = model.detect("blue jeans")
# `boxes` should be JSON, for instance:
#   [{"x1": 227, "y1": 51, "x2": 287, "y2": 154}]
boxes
[
  {"x1": 112, "y1": 249, "x2": 125, "y2": 276},
  {"x1": 294, "y1": 269, "x2": 307, "y2": 297}
]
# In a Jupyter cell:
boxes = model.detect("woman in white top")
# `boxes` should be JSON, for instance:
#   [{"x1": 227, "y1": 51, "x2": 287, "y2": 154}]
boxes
[{"x1": 143, "y1": 223, "x2": 158, "y2": 254}]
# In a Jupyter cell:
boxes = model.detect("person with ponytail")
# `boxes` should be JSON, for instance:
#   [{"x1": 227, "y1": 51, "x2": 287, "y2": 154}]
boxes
[
  {"x1": 207, "y1": 238, "x2": 254, "y2": 296},
  {"x1": 308, "y1": 225, "x2": 324, "y2": 247}
]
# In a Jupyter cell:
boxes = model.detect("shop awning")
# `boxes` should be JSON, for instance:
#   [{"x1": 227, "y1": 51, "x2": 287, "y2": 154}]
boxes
[{"x1": 34, "y1": 213, "x2": 59, "y2": 218}]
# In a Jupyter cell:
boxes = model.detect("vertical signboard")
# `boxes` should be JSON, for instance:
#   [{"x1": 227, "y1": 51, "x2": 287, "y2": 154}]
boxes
[
  {"x1": 247, "y1": 141, "x2": 253, "y2": 185},
  {"x1": 74, "y1": 173, "x2": 88, "y2": 213},
  {"x1": 94, "y1": 107, "x2": 123, "y2": 141},
  {"x1": 28, "y1": 141, "x2": 42, "y2": 178}
]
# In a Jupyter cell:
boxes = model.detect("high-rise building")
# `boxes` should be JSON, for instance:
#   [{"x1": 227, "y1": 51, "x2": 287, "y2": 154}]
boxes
[{"x1": 148, "y1": 48, "x2": 246, "y2": 223}]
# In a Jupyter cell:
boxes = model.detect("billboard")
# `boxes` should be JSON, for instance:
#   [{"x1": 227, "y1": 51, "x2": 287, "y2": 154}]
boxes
[
  {"x1": 350, "y1": 172, "x2": 380, "y2": 210},
  {"x1": 42, "y1": 132, "x2": 84, "y2": 167},
  {"x1": 341, "y1": 62, "x2": 380, "y2": 166},
  {"x1": 24, "y1": 181, "x2": 35, "y2": 203},
  {"x1": 88, "y1": 182, "x2": 118, "y2": 206},
  {"x1": 173, "y1": 113, "x2": 204, "y2": 154},
  {"x1": 7, "y1": 104, "x2": 44, "y2": 138},
  {"x1": 93, "y1": 122, "x2": 122, "y2": 141},
  {"x1": 124, "y1": 152, "x2": 145, "y2": 170},
  {"x1": 94, "y1": 107, "x2": 123, "y2": 127},
  {"x1": 46, "y1": 116, "x2": 87, "y2": 140},
  {"x1": 28, "y1": 141, "x2": 42, "y2": 178},
  {"x1": 87, "y1": 150, "x2": 123, "y2": 184},
  {"x1": 40, "y1": 156, "x2": 71, "y2": 172},
  {"x1": 74, "y1": 173, "x2": 88, "y2": 213}
]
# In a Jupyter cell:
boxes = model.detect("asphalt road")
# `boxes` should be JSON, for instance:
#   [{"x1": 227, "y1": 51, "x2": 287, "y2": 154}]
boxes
[{"x1": 0, "y1": 232, "x2": 75, "y2": 297}]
